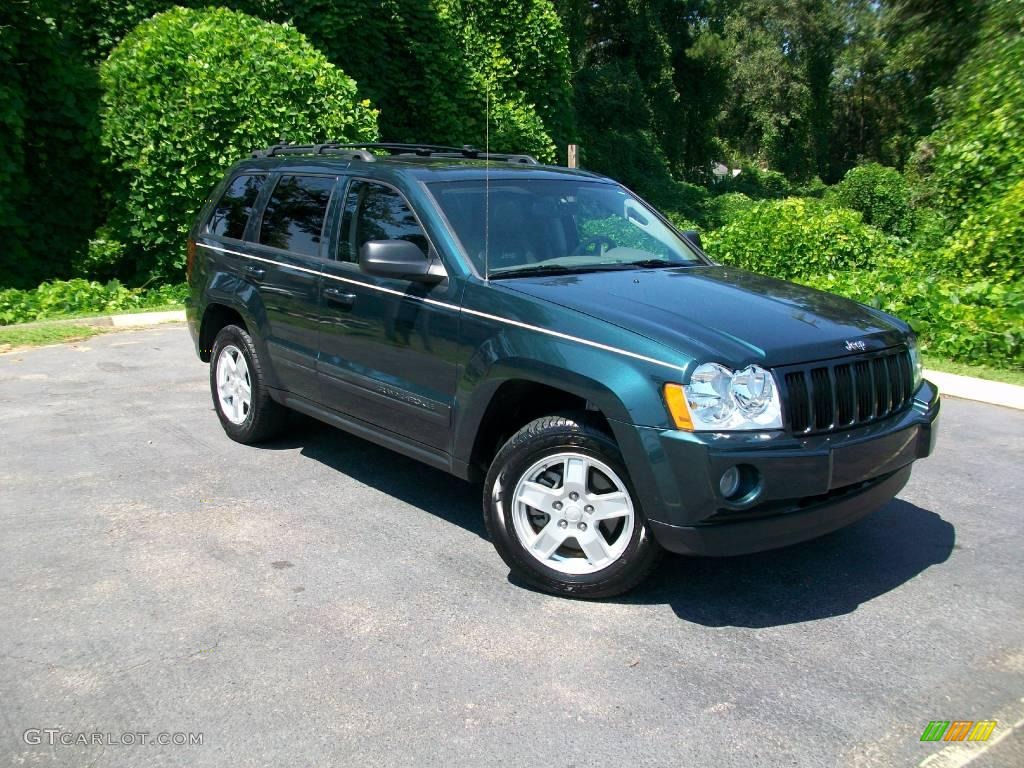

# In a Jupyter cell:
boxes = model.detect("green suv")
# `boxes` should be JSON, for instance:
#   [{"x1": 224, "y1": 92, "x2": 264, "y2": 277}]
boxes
[{"x1": 186, "y1": 143, "x2": 939, "y2": 598}]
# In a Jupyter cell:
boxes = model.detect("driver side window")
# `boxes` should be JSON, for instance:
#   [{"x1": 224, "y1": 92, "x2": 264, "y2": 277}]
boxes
[{"x1": 337, "y1": 180, "x2": 428, "y2": 264}]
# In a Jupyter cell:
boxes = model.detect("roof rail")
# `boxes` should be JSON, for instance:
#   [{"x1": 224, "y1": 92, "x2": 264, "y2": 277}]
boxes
[
  {"x1": 251, "y1": 143, "x2": 376, "y2": 161},
  {"x1": 252, "y1": 142, "x2": 540, "y2": 165}
]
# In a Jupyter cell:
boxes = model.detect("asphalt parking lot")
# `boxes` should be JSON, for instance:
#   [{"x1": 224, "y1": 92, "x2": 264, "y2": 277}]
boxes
[{"x1": 1, "y1": 324, "x2": 1022, "y2": 767}]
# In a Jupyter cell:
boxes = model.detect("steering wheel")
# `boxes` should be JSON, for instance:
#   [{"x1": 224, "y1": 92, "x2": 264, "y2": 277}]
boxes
[{"x1": 572, "y1": 235, "x2": 616, "y2": 256}]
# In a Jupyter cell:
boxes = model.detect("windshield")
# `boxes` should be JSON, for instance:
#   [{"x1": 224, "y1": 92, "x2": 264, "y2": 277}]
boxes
[{"x1": 426, "y1": 178, "x2": 706, "y2": 277}]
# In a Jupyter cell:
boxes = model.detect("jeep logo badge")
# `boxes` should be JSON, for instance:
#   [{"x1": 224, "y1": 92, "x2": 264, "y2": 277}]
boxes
[{"x1": 845, "y1": 340, "x2": 867, "y2": 352}]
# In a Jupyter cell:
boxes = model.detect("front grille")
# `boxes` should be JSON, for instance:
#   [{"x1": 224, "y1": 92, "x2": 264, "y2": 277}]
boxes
[{"x1": 779, "y1": 347, "x2": 914, "y2": 435}]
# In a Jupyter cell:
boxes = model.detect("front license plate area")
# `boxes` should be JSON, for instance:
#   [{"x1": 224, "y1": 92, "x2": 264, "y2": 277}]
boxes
[{"x1": 830, "y1": 426, "x2": 918, "y2": 488}]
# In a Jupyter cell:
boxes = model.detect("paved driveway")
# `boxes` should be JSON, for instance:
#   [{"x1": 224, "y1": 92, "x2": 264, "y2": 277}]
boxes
[{"x1": 1, "y1": 325, "x2": 1021, "y2": 767}]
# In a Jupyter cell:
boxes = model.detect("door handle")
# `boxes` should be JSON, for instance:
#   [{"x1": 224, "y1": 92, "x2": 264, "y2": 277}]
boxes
[
  {"x1": 324, "y1": 288, "x2": 357, "y2": 309},
  {"x1": 243, "y1": 264, "x2": 266, "y2": 281}
]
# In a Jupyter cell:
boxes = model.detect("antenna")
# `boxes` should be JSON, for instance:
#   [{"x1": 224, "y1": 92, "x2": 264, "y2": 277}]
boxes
[{"x1": 484, "y1": 85, "x2": 490, "y2": 281}]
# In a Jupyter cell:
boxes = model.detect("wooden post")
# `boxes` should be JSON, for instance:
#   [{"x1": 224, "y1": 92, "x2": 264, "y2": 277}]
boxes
[{"x1": 567, "y1": 144, "x2": 578, "y2": 169}]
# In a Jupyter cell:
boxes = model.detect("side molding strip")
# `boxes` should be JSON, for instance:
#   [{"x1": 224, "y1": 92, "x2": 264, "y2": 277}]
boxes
[{"x1": 199, "y1": 242, "x2": 682, "y2": 373}]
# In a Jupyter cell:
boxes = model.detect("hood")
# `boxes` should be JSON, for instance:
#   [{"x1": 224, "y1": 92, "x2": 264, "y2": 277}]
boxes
[{"x1": 500, "y1": 266, "x2": 909, "y2": 367}]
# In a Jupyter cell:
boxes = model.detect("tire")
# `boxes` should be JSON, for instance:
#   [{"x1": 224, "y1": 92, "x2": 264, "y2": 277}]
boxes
[
  {"x1": 209, "y1": 324, "x2": 287, "y2": 444},
  {"x1": 483, "y1": 414, "x2": 662, "y2": 598}
]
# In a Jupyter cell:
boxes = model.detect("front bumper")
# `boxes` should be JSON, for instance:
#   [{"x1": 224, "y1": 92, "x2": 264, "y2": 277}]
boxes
[{"x1": 626, "y1": 379, "x2": 940, "y2": 556}]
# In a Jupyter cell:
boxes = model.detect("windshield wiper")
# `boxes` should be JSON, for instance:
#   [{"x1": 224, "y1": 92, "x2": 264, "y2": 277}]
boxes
[
  {"x1": 619, "y1": 259, "x2": 677, "y2": 269},
  {"x1": 489, "y1": 264, "x2": 626, "y2": 279}
]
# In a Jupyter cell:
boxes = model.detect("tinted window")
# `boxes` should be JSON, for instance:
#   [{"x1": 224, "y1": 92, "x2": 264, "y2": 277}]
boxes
[
  {"x1": 207, "y1": 174, "x2": 266, "y2": 239},
  {"x1": 338, "y1": 181, "x2": 427, "y2": 263},
  {"x1": 336, "y1": 182, "x2": 360, "y2": 263},
  {"x1": 258, "y1": 174, "x2": 336, "y2": 257}
]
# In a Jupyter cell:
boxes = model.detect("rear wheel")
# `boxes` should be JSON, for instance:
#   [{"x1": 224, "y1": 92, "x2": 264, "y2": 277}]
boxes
[
  {"x1": 483, "y1": 415, "x2": 661, "y2": 598},
  {"x1": 210, "y1": 324, "x2": 286, "y2": 444}
]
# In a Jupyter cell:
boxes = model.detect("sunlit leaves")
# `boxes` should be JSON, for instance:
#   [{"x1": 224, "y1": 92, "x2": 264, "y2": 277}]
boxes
[{"x1": 99, "y1": 6, "x2": 379, "y2": 282}]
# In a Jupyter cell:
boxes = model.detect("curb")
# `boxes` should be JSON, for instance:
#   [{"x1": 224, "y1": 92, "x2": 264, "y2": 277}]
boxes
[
  {"x1": 924, "y1": 369, "x2": 1024, "y2": 411},
  {"x1": 107, "y1": 310, "x2": 185, "y2": 327},
  {"x1": 11, "y1": 309, "x2": 185, "y2": 330}
]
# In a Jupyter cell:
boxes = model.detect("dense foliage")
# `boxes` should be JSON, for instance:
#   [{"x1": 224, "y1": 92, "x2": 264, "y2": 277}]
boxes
[
  {"x1": 0, "y1": 279, "x2": 188, "y2": 325},
  {"x1": 1, "y1": 0, "x2": 1021, "y2": 370},
  {"x1": 57, "y1": 0, "x2": 574, "y2": 162},
  {"x1": 702, "y1": 199, "x2": 897, "y2": 280},
  {"x1": 916, "y1": 1, "x2": 1023, "y2": 228},
  {"x1": 944, "y1": 179, "x2": 1024, "y2": 285},
  {"x1": 0, "y1": 1, "x2": 102, "y2": 289},
  {"x1": 805, "y1": 270, "x2": 1022, "y2": 369},
  {"x1": 830, "y1": 164, "x2": 912, "y2": 237},
  {"x1": 99, "y1": 7, "x2": 378, "y2": 281}
]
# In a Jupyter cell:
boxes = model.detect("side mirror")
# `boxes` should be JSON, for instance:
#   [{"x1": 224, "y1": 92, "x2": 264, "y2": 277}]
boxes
[
  {"x1": 360, "y1": 240, "x2": 444, "y2": 282},
  {"x1": 681, "y1": 230, "x2": 703, "y2": 252}
]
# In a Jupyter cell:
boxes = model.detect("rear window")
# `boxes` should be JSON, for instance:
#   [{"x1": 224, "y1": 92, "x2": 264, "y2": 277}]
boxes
[
  {"x1": 257, "y1": 174, "x2": 336, "y2": 257},
  {"x1": 206, "y1": 173, "x2": 266, "y2": 239}
]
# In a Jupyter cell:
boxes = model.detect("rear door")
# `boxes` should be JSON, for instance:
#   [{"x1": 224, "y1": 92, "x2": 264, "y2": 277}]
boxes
[
  {"x1": 248, "y1": 172, "x2": 339, "y2": 401},
  {"x1": 316, "y1": 178, "x2": 462, "y2": 450}
]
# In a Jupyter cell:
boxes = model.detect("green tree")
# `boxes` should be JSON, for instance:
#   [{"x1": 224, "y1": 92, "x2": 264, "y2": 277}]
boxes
[
  {"x1": 63, "y1": 1, "x2": 573, "y2": 161},
  {"x1": 99, "y1": 7, "x2": 379, "y2": 281},
  {"x1": 0, "y1": 1, "x2": 102, "y2": 288},
  {"x1": 917, "y1": 0, "x2": 1023, "y2": 222},
  {"x1": 718, "y1": 0, "x2": 842, "y2": 180},
  {"x1": 881, "y1": 0, "x2": 986, "y2": 142}
]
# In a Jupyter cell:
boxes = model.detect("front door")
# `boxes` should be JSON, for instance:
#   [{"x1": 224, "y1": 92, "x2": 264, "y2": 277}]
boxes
[{"x1": 317, "y1": 179, "x2": 462, "y2": 451}]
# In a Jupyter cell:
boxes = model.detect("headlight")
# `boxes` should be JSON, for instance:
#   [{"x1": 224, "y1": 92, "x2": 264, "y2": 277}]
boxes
[
  {"x1": 664, "y1": 362, "x2": 783, "y2": 431},
  {"x1": 907, "y1": 334, "x2": 923, "y2": 390}
]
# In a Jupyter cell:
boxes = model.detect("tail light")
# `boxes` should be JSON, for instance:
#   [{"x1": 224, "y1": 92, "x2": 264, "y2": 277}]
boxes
[{"x1": 186, "y1": 239, "x2": 197, "y2": 282}]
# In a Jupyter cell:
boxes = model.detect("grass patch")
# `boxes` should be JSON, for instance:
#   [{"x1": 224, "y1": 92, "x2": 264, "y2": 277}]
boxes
[
  {"x1": 0, "y1": 324, "x2": 107, "y2": 351},
  {"x1": 923, "y1": 354, "x2": 1024, "y2": 387}
]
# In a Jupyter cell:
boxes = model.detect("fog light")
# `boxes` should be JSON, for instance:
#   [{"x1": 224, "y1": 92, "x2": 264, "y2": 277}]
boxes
[{"x1": 719, "y1": 467, "x2": 741, "y2": 498}]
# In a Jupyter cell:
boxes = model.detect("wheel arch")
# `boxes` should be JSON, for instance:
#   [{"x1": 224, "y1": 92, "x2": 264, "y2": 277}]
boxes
[
  {"x1": 198, "y1": 303, "x2": 247, "y2": 362},
  {"x1": 198, "y1": 300, "x2": 283, "y2": 390},
  {"x1": 457, "y1": 362, "x2": 637, "y2": 480}
]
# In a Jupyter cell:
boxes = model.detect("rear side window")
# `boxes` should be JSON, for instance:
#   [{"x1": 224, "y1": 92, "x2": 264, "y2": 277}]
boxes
[
  {"x1": 257, "y1": 174, "x2": 336, "y2": 257},
  {"x1": 338, "y1": 180, "x2": 427, "y2": 263},
  {"x1": 207, "y1": 174, "x2": 266, "y2": 239}
]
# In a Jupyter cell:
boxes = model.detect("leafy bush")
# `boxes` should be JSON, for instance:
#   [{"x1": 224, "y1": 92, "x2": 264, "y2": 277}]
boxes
[
  {"x1": 71, "y1": 229, "x2": 128, "y2": 282},
  {"x1": 702, "y1": 198, "x2": 898, "y2": 280},
  {"x1": 943, "y1": 179, "x2": 1024, "y2": 284},
  {"x1": 663, "y1": 211, "x2": 700, "y2": 232},
  {"x1": 99, "y1": 7, "x2": 378, "y2": 282},
  {"x1": 792, "y1": 176, "x2": 827, "y2": 199},
  {"x1": 0, "y1": 279, "x2": 188, "y2": 325},
  {"x1": 804, "y1": 269, "x2": 1023, "y2": 370},
  {"x1": 262, "y1": 1, "x2": 492, "y2": 150},
  {"x1": 831, "y1": 163, "x2": 913, "y2": 237},
  {"x1": 699, "y1": 192, "x2": 754, "y2": 228},
  {"x1": 714, "y1": 165, "x2": 792, "y2": 199}
]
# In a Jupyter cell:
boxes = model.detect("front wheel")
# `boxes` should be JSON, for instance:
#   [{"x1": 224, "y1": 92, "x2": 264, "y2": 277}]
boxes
[{"x1": 483, "y1": 415, "x2": 662, "y2": 598}]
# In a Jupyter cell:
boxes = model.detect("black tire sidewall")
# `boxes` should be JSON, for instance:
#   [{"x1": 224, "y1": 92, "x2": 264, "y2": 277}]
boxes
[
  {"x1": 209, "y1": 324, "x2": 279, "y2": 443},
  {"x1": 484, "y1": 417, "x2": 660, "y2": 598}
]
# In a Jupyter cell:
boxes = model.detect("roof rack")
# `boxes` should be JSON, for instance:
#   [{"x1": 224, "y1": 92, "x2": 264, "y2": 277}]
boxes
[
  {"x1": 251, "y1": 142, "x2": 540, "y2": 165},
  {"x1": 251, "y1": 143, "x2": 376, "y2": 161}
]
